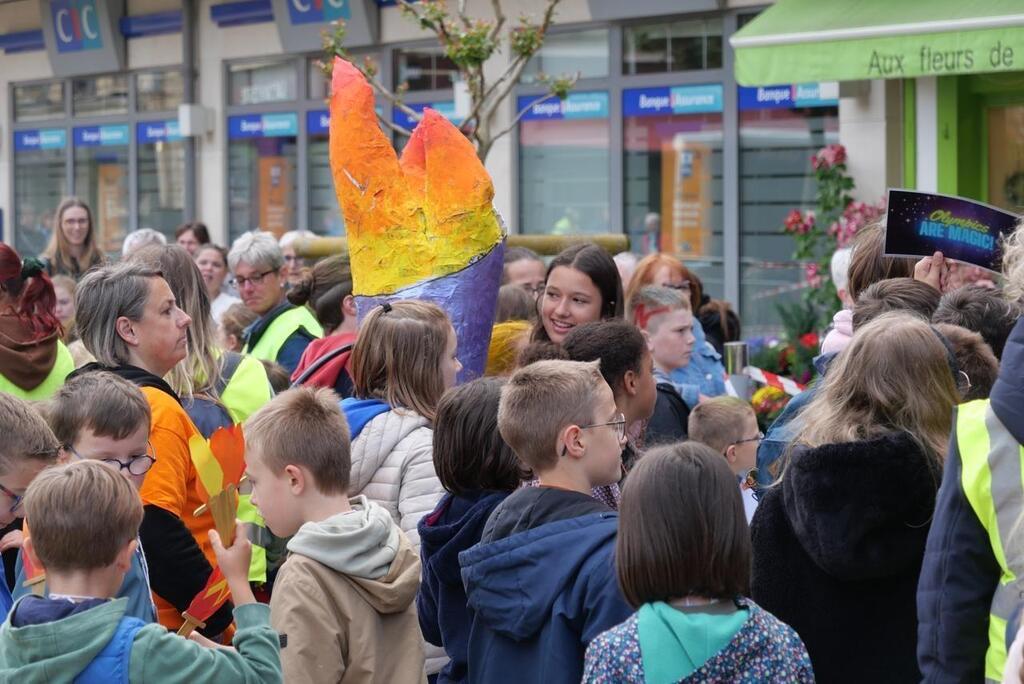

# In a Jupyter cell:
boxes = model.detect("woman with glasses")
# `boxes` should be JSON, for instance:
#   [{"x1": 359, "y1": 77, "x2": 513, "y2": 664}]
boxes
[
  {"x1": 41, "y1": 197, "x2": 105, "y2": 279},
  {"x1": 0, "y1": 243, "x2": 74, "y2": 401},
  {"x1": 227, "y1": 232, "x2": 322, "y2": 375},
  {"x1": 750, "y1": 313, "x2": 960, "y2": 683},
  {"x1": 625, "y1": 254, "x2": 727, "y2": 407},
  {"x1": 74, "y1": 261, "x2": 234, "y2": 638}
]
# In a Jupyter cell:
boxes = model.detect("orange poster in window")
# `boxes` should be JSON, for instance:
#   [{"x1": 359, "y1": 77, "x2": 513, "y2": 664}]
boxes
[
  {"x1": 660, "y1": 138, "x2": 710, "y2": 257},
  {"x1": 258, "y1": 157, "x2": 291, "y2": 237},
  {"x1": 97, "y1": 164, "x2": 126, "y2": 253}
]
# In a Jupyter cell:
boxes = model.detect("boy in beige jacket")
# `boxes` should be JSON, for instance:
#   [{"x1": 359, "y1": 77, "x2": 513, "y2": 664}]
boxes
[{"x1": 244, "y1": 387, "x2": 426, "y2": 683}]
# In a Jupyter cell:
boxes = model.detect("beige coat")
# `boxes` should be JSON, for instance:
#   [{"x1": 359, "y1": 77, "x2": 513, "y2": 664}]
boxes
[{"x1": 270, "y1": 523, "x2": 426, "y2": 683}]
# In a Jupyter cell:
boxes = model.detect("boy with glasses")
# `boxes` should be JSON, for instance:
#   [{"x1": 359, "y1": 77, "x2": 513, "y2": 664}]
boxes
[
  {"x1": 460, "y1": 360, "x2": 632, "y2": 683},
  {"x1": 11, "y1": 372, "x2": 158, "y2": 622},
  {"x1": 0, "y1": 394, "x2": 64, "y2": 616},
  {"x1": 688, "y1": 396, "x2": 762, "y2": 523}
]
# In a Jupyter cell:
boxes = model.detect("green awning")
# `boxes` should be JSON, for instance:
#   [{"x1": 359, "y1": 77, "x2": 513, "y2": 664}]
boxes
[{"x1": 731, "y1": 0, "x2": 1024, "y2": 86}]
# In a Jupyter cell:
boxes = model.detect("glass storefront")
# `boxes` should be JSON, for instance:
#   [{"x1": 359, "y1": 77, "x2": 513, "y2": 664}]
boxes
[
  {"x1": 137, "y1": 120, "x2": 186, "y2": 234},
  {"x1": 518, "y1": 92, "x2": 611, "y2": 235},
  {"x1": 73, "y1": 124, "x2": 130, "y2": 253},
  {"x1": 623, "y1": 84, "x2": 724, "y2": 294},
  {"x1": 227, "y1": 114, "x2": 298, "y2": 242},
  {"x1": 13, "y1": 129, "x2": 68, "y2": 257},
  {"x1": 307, "y1": 109, "x2": 345, "y2": 236}
]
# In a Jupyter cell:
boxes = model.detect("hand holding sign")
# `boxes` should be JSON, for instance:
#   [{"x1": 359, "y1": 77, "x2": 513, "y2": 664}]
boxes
[{"x1": 885, "y1": 189, "x2": 1019, "y2": 274}]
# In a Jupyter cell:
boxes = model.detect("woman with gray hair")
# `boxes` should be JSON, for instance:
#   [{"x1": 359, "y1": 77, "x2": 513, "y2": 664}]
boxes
[
  {"x1": 228, "y1": 231, "x2": 322, "y2": 374},
  {"x1": 74, "y1": 262, "x2": 236, "y2": 637}
]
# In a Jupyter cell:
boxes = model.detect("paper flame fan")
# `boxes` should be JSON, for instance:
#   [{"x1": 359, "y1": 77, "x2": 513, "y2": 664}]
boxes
[
  {"x1": 189, "y1": 424, "x2": 246, "y2": 503},
  {"x1": 176, "y1": 566, "x2": 232, "y2": 637},
  {"x1": 21, "y1": 542, "x2": 46, "y2": 596}
]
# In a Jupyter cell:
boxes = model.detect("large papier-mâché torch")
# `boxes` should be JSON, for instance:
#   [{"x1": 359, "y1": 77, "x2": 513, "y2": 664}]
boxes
[{"x1": 328, "y1": 57, "x2": 505, "y2": 381}]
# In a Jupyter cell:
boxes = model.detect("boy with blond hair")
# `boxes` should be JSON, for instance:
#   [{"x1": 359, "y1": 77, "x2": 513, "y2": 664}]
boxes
[
  {"x1": 0, "y1": 460, "x2": 281, "y2": 681},
  {"x1": 245, "y1": 387, "x2": 425, "y2": 683},
  {"x1": 688, "y1": 396, "x2": 761, "y2": 522},
  {"x1": 13, "y1": 372, "x2": 158, "y2": 622},
  {"x1": 460, "y1": 360, "x2": 632, "y2": 684}
]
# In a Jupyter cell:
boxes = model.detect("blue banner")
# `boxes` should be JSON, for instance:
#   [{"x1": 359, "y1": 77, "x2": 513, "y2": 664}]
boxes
[
  {"x1": 738, "y1": 82, "x2": 839, "y2": 111},
  {"x1": 307, "y1": 110, "x2": 330, "y2": 135},
  {"x1": 51, "y1": 0, "x2": 103, "y2": 53},
  {"x1": 14, "y1": 128, "x2": 67, "y2": 151},
  {"x1": 228, "y1": 113, "x2": 298, "y2": 139},
  {"x1": 392, "y1": 102, "x2": 462, "y2": 131},
  {"x1": 73, "y1": 124, "x2": 130, "y2": 147},
  {"x1": 137, "y1": 120, "x2": 181, "y2": 144},
  {"x1": 517, "y1": 92, "x2": 609, "y2": 121},
  {"x1": 623, "y1": 84, "x2": 723, "y2": 117},
  {"x1": 285, "y1": 0, "x2": 351, "y2": 25}
]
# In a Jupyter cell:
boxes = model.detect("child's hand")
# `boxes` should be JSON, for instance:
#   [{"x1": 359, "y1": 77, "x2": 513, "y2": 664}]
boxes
[
  {"x1": 209, "y1": 522, "x2": 251, "y2": 585},
  {"x1": 914, "y1": 251, "x2": 945, "y2": 291},
  {"x1": 0, "y1": 529, "x2": 24, "y2": 552}
]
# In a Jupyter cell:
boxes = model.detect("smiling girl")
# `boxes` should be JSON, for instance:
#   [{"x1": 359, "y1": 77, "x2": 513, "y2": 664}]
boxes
[
  {"x1": 532, "y1": 243, "x2": 623, "y2": 346},
  {"x1": 41, "y1": 198, "x2": 105, "y2": 280}
]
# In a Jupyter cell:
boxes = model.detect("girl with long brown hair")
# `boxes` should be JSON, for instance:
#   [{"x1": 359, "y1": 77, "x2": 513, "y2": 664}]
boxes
[{"x1": 42, "y1": 197, "x2": 105, "y2": 279}]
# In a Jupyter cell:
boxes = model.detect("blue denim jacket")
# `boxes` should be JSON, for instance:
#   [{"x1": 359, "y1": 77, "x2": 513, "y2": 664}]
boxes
[{"x1": 668, "y1": 319, "x2": 727, "y2": 408}]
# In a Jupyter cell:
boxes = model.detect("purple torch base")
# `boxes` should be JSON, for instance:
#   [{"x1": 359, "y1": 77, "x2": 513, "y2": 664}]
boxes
[{"x1": 355, "y1": 240, "x2": 506, "y2": 384}]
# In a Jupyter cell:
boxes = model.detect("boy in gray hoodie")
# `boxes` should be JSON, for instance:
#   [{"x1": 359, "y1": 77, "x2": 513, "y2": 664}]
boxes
[{"x1": 245, "y1": 387, "x2": 426, "y2": 684}]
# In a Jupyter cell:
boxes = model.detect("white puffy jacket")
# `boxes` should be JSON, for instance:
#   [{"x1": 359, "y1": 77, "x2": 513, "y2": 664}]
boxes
[
  {"x1": 348, "y1": 407, "x2": 448, "y2": 674},
  {"x1": 348, "y1": 408, "x2": 444, "y2": 552}
]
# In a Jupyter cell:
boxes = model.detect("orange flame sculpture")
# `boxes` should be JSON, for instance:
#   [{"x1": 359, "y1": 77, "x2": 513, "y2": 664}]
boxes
[{"x1": 176, "y1": 566, "x2": 232, "y2": 637}]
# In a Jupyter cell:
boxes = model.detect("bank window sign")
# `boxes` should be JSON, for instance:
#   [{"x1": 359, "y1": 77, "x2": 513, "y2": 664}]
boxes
[
  {"x1": 51, "y1": 0, "x2": 103, "y2": 53},
  {"x1": 517, "y1": 92, "x2": 609, "y2": 121},
  {"x1": 137, "y1": 121, "x2": 182, "y2": 145},
  {"x1": 228, "y1": 113, "x2": 299, "y2": 139},
  {"x1": 737, "y1": 82, "x2": 839, "y2": 111},
  {"x1": 285, "y1": 0, "x2": 351, "y2": 24},
  {"x1": 392, "y1": 102, "x2": 463, "y2": 131},
  {"x1": 623, "y1": 84, "x2": 723, "y2": 117},
  {"x1": 14, "y1": 129, "x2": 67, "y2": 151},
  {"x1": 308, "y1": 110, "x2": 330, "y2": 136},
  {"x1": 73, "y1": 124, "x2": 129, "y2": 147}
]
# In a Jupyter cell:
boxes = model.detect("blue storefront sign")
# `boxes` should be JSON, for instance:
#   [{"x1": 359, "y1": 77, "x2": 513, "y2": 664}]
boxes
[
  {"x1": 73, "y1": 124, "x2": 130, "y2": 147},
  {"x1": 14, "y1": 129, "x2": 67, "y2": 152},
  {"x1": 738, "y1": 82, "x2": 839, "y2": 111},
  {"x1": 517, "y1": 92, "x2": 609, "y2": 121},
  {"x1": 137, "y1": 120, "x2": 182, "y2": 144},
  {"x1": 307, "y1": 110, "x2": 330, "y2": 135},
  {"x1": 50, "y1": 0, "x2": 103, "y2": 53},
  {"x1": 285, "y1": 0, "x2": 351, "y2": 25},
  {"x1": 392, "y1": 102, "x2": 463, "y2": 131},
  {"x1": 228, "y1": 113, "x2": 299, "y2": 139},
  {"x1": 623, "y1": 84, "x2": 724, "y2": 117}
]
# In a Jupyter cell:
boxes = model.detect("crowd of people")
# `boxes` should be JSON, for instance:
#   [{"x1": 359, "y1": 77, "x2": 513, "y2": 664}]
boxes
[{"x1": 0, "y1": 194, "x2": 1024, "y2": 682}]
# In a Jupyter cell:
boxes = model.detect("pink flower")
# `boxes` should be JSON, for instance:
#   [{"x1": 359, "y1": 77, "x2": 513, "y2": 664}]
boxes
[
  {"x1": 804, "y1": 262, "x2": 823, "y2": 288},
  {"x1": 812, "y1": 144, "x2": 847, "y2": 171}
]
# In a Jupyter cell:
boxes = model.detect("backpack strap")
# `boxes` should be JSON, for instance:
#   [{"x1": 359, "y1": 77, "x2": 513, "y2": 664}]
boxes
[
  {"x1": 290, "y1": 343, "x2": 354, "y2": 389},
  {"x1": 214, "y1": 352, "x2": 244, "y2": 397}
]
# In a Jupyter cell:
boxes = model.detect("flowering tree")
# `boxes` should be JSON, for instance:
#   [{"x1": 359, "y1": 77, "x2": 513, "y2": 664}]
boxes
[
  {"x1": 321, "y1": 0, "x2": 576, "y2": 162},
  {"x1": 783, "y1": 144, "x2": 886, "y2": 329}
]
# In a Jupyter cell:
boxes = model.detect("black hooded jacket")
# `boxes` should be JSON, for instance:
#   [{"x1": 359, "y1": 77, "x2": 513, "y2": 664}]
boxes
[{"x1": 751, "y1": 432, "x2": 940, "y2": 683}]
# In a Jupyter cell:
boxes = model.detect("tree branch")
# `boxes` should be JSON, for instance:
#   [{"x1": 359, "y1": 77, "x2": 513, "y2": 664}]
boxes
[
  {"x1": 489, "y1": 91, "x2": 557, "y2": 142},
  {"x1": 376, "y1": 114, "x2": 413, "y2": 138},
  {"x1": 347, "y1": 59, "x2": 421, "y2": 122},
  {"x1": 488, "y1": 0, "x2": 506, "y2": 42}
]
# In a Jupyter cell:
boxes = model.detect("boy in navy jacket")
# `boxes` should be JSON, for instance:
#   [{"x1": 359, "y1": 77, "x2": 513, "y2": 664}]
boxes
[{"x1": 459, "y1": 360, "x2": 632, "y2": 684}]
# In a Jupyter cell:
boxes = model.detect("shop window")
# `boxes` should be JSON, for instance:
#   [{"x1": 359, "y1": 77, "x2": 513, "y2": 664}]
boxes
[
  {"x1": 14, "y1": 82, "x2": 65, "y2": 122},
  {"x1": 137, "y1": 69, "x2": 184, "y2": 113},
  {"x1": 306, "y1": 110, "x2": 345, "y2": 236},
  {"x1": 521, "y1": 29, "x2": 610, "y2": 84},
  {"x1": 229, "y1": 59, "x2": 298, "y2": 106},
  {"x1": 738, "y1": 83, "x2": 839, "y2": 335},
  {"x1": 72, "y1": 74, "x2": 129, "y2": 117},
  {"x1": 623, "y1": 18, "x2": 722, "y2": 75},
  {"x1": 13, "y1": 128, "x2": 68, "y2": 257},
  {"x1": 988, "y1": 105, "x2": 1024, "y2": 212},
  {"x1": 73, "y1": 124, "x2": 130, "y2": 253},
  {"x1": 137, "y1": 120, "x2": 185, "y2": 236},
  {"x1": 518, "y1": 92, "x2": 611, "y2": 235},
  {"x1": 308, "y1": 56, "x2": 331, "y2": 101},
  {"x1": 395, "y1": 47, "x2": 457, "y2": 92},
  {"x1": 623, "y1": 84, "x2": 724, "y2": 294},
  {"x1": 227, "y1": 114, "x2": 299, "y2": 243}
]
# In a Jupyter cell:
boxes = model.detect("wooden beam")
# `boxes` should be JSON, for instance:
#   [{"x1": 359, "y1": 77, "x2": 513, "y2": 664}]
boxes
[{"x1": 293, "y1": 234, "x2": 630, "y2": 258}]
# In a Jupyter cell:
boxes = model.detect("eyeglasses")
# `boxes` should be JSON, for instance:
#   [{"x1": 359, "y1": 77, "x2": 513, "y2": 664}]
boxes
[
  {"x1": 62, "y1": 218, "x2": 89, "y2": 226},
  {"x1": 664, "y1": 280, "x2": 691, "y2": 291},
  {"x1": 957, "y1": 370, "x2": 972, "y2": 396},
  {"x1": 0, "y1": 482, "x2": 24, "y2": 515},
  {"x1": 522, "y1": 283, "x2": 546, "y2": 297},
  {"x1": 232, "y1": 270, "x2": 276, "y2": 289},
  {"x1": 283, "y1": 255, "x2": 301, "y2": 264},
  {"x1": 733, "y1": 431, "x2": 764, "y2": 446},
  {"x1": 67, "y1": 442, "x2": 157, "y2": 476},
  {"x1": 560, "y1": 412, "x2": 628, "y2": 457}
]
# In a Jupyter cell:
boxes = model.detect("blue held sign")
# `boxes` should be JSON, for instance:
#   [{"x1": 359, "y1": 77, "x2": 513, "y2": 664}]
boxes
[
  {"x1": 14, "y1": 129, "x2": 67, "y2": 152},
  {"x1": 50, "y1": 0, "x2": 103, "y2": 53},
  {"x1": 228, "y1": 113, "x2": 299, "y2": 139},
  {"x1": 73, "y1": 124, "x2": 130, "y2": 147},
  {"x1": 285, "y1": 0, "x2": 351, "y2": 25}
]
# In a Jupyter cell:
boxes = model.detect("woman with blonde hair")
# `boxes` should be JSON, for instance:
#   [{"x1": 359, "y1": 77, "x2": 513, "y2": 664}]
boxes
[
  {"x1": 751, "y1": 312, "x2": 959, "y2": 684},
  {"x1": 42, "y1": 197, "x2": 105, "y2": 279},
  {"x1": 625, "y1": 253, "x2": 726, "y2": 406}
]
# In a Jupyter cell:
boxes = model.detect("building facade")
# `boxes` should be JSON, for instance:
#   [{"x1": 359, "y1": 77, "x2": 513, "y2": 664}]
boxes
[{"x1": 1, "y1": 0, "x2": 881, "y2": 334}]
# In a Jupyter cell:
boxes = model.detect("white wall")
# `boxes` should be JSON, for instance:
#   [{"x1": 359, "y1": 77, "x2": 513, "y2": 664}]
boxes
[{"x1": 838, "y1": 79, "x2": 903, "y2": 204}]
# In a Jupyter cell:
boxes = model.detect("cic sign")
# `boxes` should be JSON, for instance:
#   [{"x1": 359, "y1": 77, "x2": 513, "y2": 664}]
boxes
[
  {"x1": 39, "y1": 0, "x2": 125, "y2": 77},
  {"x1": 271, "y1": 0, "x2": 378, "y2": 51}
]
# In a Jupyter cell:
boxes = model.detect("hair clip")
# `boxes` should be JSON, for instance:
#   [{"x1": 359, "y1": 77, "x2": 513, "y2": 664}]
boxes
[
  {"x1": 380, "y1": 302, "x2": 392, "y2": 314},
  {"x1": 20, "y1": 257, "x2": 45, "y2": 280}
]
